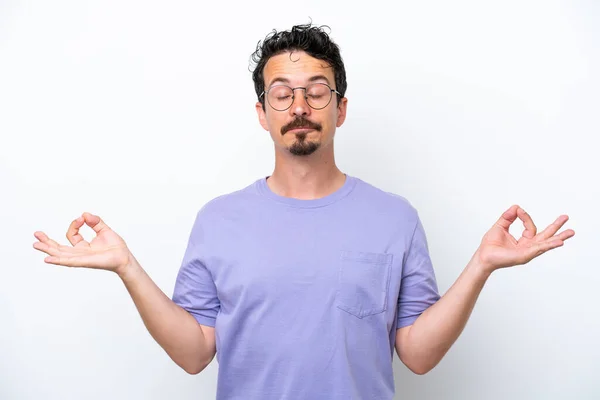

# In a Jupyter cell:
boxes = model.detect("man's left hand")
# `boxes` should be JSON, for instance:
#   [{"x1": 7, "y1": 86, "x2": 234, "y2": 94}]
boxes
[{"x1": 475, "y1": 205, "x2": 575, "y2": 274}]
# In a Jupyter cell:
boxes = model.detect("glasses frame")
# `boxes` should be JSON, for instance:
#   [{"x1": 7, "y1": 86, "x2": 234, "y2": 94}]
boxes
[{"x1": 260, "y1": 82, "x2": 342, "y2": 111}]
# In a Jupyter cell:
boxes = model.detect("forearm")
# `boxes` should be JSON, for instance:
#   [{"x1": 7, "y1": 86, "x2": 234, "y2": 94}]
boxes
[
  {"x1": 404, "y1": 251, "x2": 492, "y2": 374},
  {"x1": 117, "y1": 254, "x2": 214, "y2": 374}
]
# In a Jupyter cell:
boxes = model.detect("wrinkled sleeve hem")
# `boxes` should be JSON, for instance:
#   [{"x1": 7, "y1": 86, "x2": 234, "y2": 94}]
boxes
[{"x1": 189, "y1": 313, "x2": 217, "y2": 328}]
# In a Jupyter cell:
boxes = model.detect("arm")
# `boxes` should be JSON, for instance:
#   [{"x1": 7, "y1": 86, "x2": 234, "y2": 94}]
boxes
[
  {"x1": 33, "y1": 212, "x2": 216, "y2": 375},
  {"x1": 395, "y1": 251, "x2": 489, "y2": 375},
  {"x1": 119, "y1": 254, "x2": 216, "y2": 374},
  {"x1": 396, "y1": 205, "x2": 574, "y2": 375}
]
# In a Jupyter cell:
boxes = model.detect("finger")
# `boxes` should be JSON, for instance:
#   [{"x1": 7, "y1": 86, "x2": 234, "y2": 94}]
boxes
[
  {"x1": 82, "y1": 212, "x2": 110, "y2": 234},
  {"x1": 43, "y1": 254, "x2": 82, "y2": 267},
  {"x1": 33, "y1": 242, "x2": 82, "y2": 267},
  {"x1": 33, "y1": 236, "x2": 81, "y2": 255},
  {"x1": 553, "y1": 228, "x2": 575, "y2": 242},
  {"x1": 495, "y1": 205, "x2": 520, "y2": 230},
  {"x1": 34, "y1": 231, "x2": 80, "y2": 252},
  {"x1": 33, "y1": 240, "x2": 66, "y2": 256},
  {"x1": 33, "y1": 231, "x2": 60, "y2": 248},
  {"x1": 32, "y1": 241, "x2": 60, "y2": 258},
  {"x1": 66, "y1": 216, "x2": 88, "y2": 246},
  {"x1": 529, "y1": 238, "x2": 565, "y2": 259},
  {"x1": 537, "y1": 215, "x2": 569, "y2": 240},
  {"x1": 32, "y1": 241, "x2": 52, "y2": 254},
  {"x1": 517, "y1": 207, "x2": 537, "y2": 239}
]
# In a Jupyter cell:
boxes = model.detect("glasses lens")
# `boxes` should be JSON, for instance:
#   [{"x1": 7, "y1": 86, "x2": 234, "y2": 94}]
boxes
[
  {"x1": 267, "y1": 86, "x2": 293, "y2": 111},
  {"x1": 266, "y1": 83, "x2": 334, "y2": 110},
  {"x1": 306, "y1": 83, "x2": 332, "y2": 109}
]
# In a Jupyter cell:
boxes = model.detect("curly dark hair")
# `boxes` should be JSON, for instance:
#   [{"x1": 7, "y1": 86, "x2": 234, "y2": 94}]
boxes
[{"x1": 249, "y1": 22, "x2": 347, "y2": 110}]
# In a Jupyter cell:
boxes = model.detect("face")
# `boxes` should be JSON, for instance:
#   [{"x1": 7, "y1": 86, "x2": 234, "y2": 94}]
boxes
[{"x1": 256, "y1": 51, "x2": 348, "y2": 157}]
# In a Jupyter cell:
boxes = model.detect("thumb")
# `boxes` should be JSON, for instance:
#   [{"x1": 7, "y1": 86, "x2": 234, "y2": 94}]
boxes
[{"x1": 82, "y1": 212, "x2": 111, "y2": 234}]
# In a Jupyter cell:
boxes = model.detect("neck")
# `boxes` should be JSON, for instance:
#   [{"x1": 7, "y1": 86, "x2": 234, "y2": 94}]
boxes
[{"x1": 267, "y1": 143, "x2": 345, "y2": 200}]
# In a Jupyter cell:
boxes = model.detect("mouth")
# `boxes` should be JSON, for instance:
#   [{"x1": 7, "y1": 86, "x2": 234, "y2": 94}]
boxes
[{"x1": 287, "y1": 127, "x2": 315, "y2": 134}]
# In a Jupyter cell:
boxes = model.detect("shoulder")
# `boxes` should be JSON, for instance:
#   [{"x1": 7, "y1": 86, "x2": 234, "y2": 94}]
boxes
[
  {"x1": 192, "y1": 179, "x2": 260, "y2": 222},
  {"x1": 352, "y1": 176, "x2": 419, "y2": 222}
]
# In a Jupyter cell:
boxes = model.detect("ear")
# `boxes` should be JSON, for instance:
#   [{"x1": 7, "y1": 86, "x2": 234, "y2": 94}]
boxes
[
  {"x1": 336, "y1": 97, "x2": 348, "y2": 127},
  {"x1": 256, "y1": 102, "x2": 269, "y2": 131}
]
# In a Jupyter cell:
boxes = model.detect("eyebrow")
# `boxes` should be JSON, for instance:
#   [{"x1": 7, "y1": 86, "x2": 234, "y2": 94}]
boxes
[{"x1": 267, "y1": 74, "x2": 332, "y2": 88}]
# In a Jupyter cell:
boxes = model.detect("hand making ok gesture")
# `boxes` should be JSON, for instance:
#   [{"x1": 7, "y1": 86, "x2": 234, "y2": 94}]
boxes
[
  {"x1": 476, "y1": 205, "x2": 575, "y2": 274},
  {"x1": 32, "y1": 212, "x2": 132, "y2": 275}
]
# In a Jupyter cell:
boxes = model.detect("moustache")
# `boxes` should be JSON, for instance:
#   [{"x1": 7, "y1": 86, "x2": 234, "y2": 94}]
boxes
[{"x1": 281, "y1": 117, "x2": 322, "y2": 135}]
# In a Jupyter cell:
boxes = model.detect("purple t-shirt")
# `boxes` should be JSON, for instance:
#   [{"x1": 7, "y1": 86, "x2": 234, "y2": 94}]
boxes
[{"x1": 172, "y1": 174, "x2": 440, "y2": 399}]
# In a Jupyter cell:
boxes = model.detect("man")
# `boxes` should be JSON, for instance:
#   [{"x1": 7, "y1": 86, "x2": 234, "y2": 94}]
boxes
[{"x1": 32, "y1": 23, "x2": 575, "y2": 399}]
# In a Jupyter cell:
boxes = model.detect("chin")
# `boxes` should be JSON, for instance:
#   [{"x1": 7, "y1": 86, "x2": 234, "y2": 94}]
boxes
[{"x1": 288, "y1": 141, "x2": 321, "y2": 156}]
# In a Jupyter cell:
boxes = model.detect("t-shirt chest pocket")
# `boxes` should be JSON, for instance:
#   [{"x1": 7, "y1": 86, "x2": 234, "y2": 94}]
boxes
[{"x1": 335, "y1": 250, "x2": 393, "y2": 318}]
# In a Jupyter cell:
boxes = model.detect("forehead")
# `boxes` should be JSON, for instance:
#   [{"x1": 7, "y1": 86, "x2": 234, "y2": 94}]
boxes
[{"x1": 263, "y1": 51, "x2": 335, "y2": 87}]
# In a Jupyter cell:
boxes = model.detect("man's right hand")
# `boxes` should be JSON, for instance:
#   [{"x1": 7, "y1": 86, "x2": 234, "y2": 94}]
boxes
[
  {"x1": 33, "y1": 212, "x2": 132, "y2": 276},
  {"x1": 33, "y1": 211, "x2": 216, "y2": 374}
]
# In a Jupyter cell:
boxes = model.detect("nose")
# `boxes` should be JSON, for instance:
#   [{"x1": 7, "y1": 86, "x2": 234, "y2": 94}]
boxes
[{"x1": 290, "y1": 88, "x2": 311, "y2": 117}]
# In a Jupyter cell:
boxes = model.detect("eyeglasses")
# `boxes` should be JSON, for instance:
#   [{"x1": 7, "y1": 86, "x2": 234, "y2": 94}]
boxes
[{"x1": 260, "y1": 83, "x2": 342, "y2": 111}]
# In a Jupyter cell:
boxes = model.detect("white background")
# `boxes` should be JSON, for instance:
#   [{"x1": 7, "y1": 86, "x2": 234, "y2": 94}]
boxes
[{"x1": 1, "y1": 0, "x2": 598, "y2": 399}]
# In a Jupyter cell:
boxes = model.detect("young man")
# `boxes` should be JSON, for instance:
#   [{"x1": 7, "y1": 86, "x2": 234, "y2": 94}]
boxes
[{"x1": 33, "y1": 23, "x2": 575, "y2": 400}]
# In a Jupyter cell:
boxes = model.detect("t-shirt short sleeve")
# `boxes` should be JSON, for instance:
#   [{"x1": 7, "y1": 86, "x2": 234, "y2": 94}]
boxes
[
  {"x1": 172, "y1": 210, "x2": 220, "y2": 327},
  {"x1": 397, "y1": 213, "x2": 441, "y2": 328}
]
